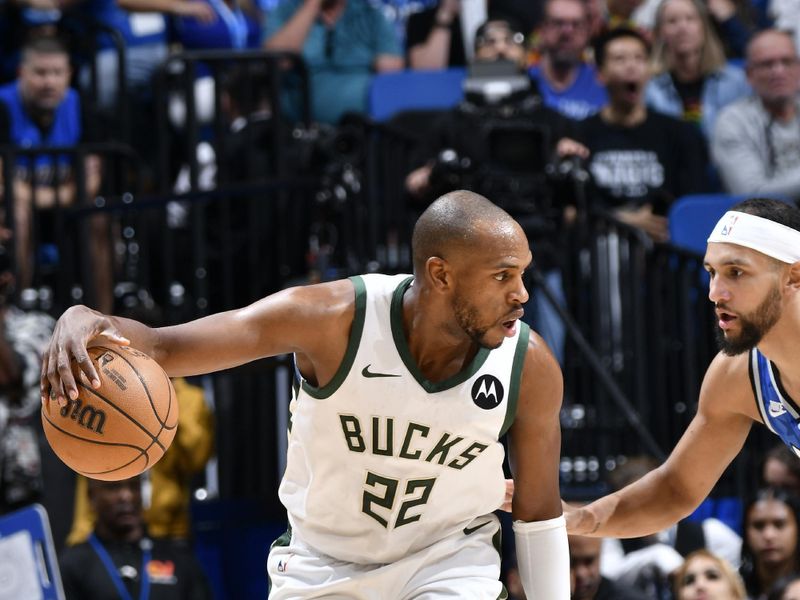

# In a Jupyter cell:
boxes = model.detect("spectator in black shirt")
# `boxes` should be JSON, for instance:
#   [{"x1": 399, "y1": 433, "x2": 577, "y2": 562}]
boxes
[
  {"x1": 59, "y1": 476, "x2": 212, "y2": 600},
  {"x1": 570, "y1": 534, "x2": 641, "y2": 600},
  {"x1": 573, "y1": 28, "x2": 709, "y2": 242}
]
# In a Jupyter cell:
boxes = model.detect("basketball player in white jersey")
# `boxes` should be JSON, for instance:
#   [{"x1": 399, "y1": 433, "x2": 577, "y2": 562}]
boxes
[
  {"x1": 566, "y1": 197, "x2": 800, "y2": 542},
  {"x1": 41, "y1": 190, "x2": 571, "y2": 598}
]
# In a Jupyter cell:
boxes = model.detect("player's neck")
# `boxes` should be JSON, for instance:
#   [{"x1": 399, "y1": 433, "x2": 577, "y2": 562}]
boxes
[
  {"x1": 401, "y1": 286, "x2": 479, "y2": 383},
  {"x1": 757, "y1": 308, "x2": 800, "y2": 393}
]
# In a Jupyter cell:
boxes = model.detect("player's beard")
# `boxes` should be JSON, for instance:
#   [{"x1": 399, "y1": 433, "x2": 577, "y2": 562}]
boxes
[
  {"x1": 452, "y1": 294, "x2": 500, "y2": 350},
  {"x1": 715, "y1": 285, "x2": 782, "y2": 356}
]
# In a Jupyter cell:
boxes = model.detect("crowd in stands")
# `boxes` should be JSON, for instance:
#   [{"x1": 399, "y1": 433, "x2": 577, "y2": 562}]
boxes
[{"x1": 2, "y1": 0, "x2": 800, "y2": 598}]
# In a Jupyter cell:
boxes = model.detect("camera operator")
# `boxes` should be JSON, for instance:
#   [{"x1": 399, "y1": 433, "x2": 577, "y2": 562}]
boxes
[
  {"x1": 405, "y1": 17, "x2": 588, "y2": 365},
  {"x1": 405, "y1": 17, "x2": 581, "y2": 203},
  {"x1": 0, "y1": 237, "x2": 55, "y2": 515}
]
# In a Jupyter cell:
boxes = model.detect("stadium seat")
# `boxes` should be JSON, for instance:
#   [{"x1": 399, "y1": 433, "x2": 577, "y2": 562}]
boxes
[
  {"x1": 368, "y1": 68, "x2": 467, "y2": 122},
  {"x1": 668, "y1": 194, "x2": 749, "y2": 255},
  {"x1": 0, "y1": 504, "x2": 64, "y2": 599}
]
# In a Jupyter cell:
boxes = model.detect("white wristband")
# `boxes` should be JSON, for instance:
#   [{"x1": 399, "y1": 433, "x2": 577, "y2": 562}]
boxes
[{"x1": 513, "y1": 515, "x2": 570, "y2": 599}]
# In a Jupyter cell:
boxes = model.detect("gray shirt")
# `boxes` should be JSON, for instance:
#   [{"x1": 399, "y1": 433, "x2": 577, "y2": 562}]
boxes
[{"x1": 711, "y1": 95, "x2": 800, "y2": 200}]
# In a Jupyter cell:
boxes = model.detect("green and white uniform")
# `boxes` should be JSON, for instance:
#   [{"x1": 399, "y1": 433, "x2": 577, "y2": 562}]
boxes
[{"x1": 268, "y1": 274, "x2": 529, "y2": 599}]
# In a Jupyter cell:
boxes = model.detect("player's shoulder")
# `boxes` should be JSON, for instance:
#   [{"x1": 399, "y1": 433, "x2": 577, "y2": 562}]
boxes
[
  {"x1": 522, "y1": 328, "x2": 560, "y2": 372},
  {"x1": 517, "y1": 327, "x2": 563, "y2": 408},
  {"x1": 700, "y1": 350, "x2": 754, "y2": 415},
  {"x1": 282, "y1": 278, "x2": 358, "y2": 314}
]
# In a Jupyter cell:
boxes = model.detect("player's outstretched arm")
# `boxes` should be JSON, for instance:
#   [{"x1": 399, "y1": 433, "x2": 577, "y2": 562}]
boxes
[
  {"x1": 508, "y1": 333, "x2": 570, "y2": 599},
  {"x1": 566, "y1": 352, "x2": 754, "y2": 538},
  {"x1": 41, "y1": 279, "x2": 356, "y2": 406}
]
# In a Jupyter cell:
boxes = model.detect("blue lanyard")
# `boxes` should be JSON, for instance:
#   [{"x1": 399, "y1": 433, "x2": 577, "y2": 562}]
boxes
[
  {"x1": 208, "y1": 0, "x2": 248, "y2": 49},
  {"x1": 88, "y1": 534, "x2": 151, "y2": 600}
]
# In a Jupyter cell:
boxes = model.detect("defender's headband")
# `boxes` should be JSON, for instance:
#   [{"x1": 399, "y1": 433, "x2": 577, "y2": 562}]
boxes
[{"x1": 707, "y1": 210, "x2": 800, "y2": 264}]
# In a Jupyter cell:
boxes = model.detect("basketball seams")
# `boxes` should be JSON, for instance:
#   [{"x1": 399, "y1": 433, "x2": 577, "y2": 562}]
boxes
[
  {"x1": 93, "y1": 345, "x2": 175, "y2": 429},
  {"x1": 43, "y1": 344, "x2": 178, "y2": 481},
  {"x1": 77, "y1": 381, "x2": 168, "y2": 454},
  {"x1": 41, "y1": 410, "x2": 152, "y2": 475}
]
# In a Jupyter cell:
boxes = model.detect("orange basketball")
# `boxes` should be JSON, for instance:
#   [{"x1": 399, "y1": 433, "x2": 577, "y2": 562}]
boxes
[{"x1": 41, "y1": 345, "x2": 178, "y2": 481}]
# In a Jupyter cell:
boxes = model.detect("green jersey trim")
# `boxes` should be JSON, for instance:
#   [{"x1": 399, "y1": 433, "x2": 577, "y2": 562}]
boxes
[
  {"x1": 500, "y1": 322, "x2": 529, "y2": 437},
  {"x1": 301, "y1": 276, "x2": 367, "y2": 399},
  {"x1": 390, "y1": 277, "x2": 490, "y2": 393}
]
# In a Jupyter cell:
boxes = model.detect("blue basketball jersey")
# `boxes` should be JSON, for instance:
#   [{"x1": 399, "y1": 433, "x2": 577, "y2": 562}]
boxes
[{"x1": 750, "y1": 349, "x2": 800, "y2": 457}]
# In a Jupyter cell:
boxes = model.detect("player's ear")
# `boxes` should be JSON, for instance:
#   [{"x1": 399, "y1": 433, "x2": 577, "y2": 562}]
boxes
[
  {"x1": 787, "y1": 260, "x2": 800, "y2": 290},
  {"x1": 426, "y1": 256, "x2": 452, "y2": 292}
]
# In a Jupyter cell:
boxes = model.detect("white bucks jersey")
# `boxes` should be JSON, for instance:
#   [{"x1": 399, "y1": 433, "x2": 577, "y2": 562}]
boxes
[{"x1": 279, "y1": 274, "x2": 529, "y2": 564}]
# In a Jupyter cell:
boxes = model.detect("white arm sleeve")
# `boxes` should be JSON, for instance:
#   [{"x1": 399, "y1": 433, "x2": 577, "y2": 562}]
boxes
[{"x1": 513, "y1": 516, "x2": 570, "y2": 600}]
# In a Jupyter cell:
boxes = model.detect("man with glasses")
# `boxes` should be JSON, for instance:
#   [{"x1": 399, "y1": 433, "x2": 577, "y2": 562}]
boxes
[
  {"x1": 529, "y1": 0, "x2": 608, "y2": 120},
  {"x1": 711, "y1": 29, "x2": 800, "y2": 202}
]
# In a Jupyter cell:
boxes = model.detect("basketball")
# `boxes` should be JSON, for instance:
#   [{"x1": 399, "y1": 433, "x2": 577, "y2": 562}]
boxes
[{"x1": 41, "y1": 345, "x2": 179, "y2": 481}]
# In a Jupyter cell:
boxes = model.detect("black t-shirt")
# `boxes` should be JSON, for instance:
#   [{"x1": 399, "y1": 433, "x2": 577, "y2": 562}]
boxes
[
  {"x1": 595, "y1": 576, "x2": 642, "y2": 600},
  {"x1": 577, "y1": 110, "x2": 709, "y2": 213},
  {"x1": 405, "y1": 7, "x2": 467, "y2": 68},
  {"x1": 59, "y1": 536, "x2": 213, "y2": 600},
  {"x1": 670, "y1": 73, "x2": 705, "y2": 126}
]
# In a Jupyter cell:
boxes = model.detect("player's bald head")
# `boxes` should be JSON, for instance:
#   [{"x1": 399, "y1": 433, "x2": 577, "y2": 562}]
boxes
[{"x1": 411, "y1": 190, "x2": 521, "y2": 273}]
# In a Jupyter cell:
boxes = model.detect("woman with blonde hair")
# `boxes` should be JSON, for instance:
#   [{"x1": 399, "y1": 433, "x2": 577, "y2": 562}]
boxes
[
  {"x1": 645, "y1": 0, "x2": 749, "y2": 136},
  {"x1": 674, "y1": 549, "x2": 747, "y2": 600}
]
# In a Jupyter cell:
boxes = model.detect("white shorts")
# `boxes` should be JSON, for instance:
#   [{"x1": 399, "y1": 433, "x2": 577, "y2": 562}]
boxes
[{"x1": 267, "y1": 515, "x2": 507, "y2": 600}]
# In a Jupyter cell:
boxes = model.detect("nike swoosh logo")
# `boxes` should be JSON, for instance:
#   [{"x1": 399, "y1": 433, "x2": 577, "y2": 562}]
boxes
[
  {"x1": 361, "y1": 365, "x2": 401, "y2": 378},
  {"x1": 463, "y1": 521, "x2": 491, "y2": 535}
]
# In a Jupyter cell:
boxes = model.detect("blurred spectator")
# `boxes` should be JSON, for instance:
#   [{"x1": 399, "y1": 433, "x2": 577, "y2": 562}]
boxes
[
  {"x1": 406, "y1": 0, "x2": 472, "y2": 69},
  {"x1": 711, "y1": 29, "x2": 800, "y2": 201},
  {"x1": 172, "y1": 0, "x2": 261, "y2": 50},
  {"x1": 600, "y1": 456, "x2": 742, "y2": 599},
  {"x1": 604, "y1": 0, "x2": 648, "y2": 37},
  {"x1": 405, "y1": 0, "x2": 543, "y2": 70},
  {"x1": 768, "y1": 573, "x2": 800, "y2": 600},
  {"x1": 673, "y1": 549, "x2": 747, "y2": 600},
  {"x1": 569, "y1": 534, "x2": 640, "y2": 599},
  {"x1": 64, "y1": 0, "x2": 212, "y2": 109},
  {"x1": 529, "y1": 0, "x2": 607, "y2": 120},
  {"x1": 0, "y1": 36, "x2": 112, "y2": 311},
  {"x1": 762, "y1": 444, "x2": 800, "y2": 497},
  {"x1": 263, "y1": 0, "x2": 403, "y2": 124},
  {"x1": 570, "y1": 28, "x2": 709, "y2": 242},
  {"x1": 740, "y1": 487, "x2": 800, "y2": 600},
  {"x1": 165, "y1": 0, "x2": 263, "y2": 130},
  {"x1": 766, "y1": 0, "x2": 800, "y2": 61},
  {"x1": 705, "y1": 0, "x2": 753, "y2": 59},
  {"x1": 646, "y1": 0, "x2": 750, "y2": 137},
  {"x1": 59, "y1": 476, "x2": 213, "y2": 599},
  {"x1": 0, "y1": 238, "x2": 55, "y2": 514},
  {"x1": 67, "y1": 295, "x2": 215, "y2": 544}
]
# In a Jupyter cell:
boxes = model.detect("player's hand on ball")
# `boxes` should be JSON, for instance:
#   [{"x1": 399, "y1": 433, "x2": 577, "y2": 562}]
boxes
[{"x1": 41, "y1": 305, "x2": 130, "y2": 407}]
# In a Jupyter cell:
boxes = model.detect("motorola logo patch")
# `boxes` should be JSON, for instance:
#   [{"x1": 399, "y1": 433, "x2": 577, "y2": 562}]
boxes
[{"x1": 471, "y1": 375, "x2": 504, "y2": 409}]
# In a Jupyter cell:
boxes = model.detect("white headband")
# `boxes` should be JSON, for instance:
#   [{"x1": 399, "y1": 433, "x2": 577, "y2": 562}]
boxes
[{"x1": 707, "y1": 211, "x2": 800, "y2": 263}]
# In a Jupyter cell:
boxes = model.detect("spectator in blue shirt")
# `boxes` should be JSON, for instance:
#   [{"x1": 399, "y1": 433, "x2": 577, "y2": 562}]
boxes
[
  {"x1": 529, "y1": 0, "x2": 607, "y2": 120},
  {"x1": 263, "y1": 0, "x2": 403, "y2": 124},
  {"x1": 645, "y1": 0, "x2": 750, "y2": 138},
  {"x1": 0, "y1": 37, "x2": 110, "y2": 311}
]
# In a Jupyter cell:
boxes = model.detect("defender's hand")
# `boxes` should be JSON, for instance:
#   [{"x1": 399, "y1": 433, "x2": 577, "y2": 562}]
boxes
[{"x1": 41, "y1": 306, "x2": 130, "y2": 407}]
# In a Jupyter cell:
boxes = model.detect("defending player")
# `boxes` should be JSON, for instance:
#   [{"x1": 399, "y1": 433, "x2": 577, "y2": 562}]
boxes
[
  {"x1": 567, "y1": 198, "x2": 800, "y2": 541},
  {"x1": 42, "y1": 190, "x2": 571, "y2": 598}
]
